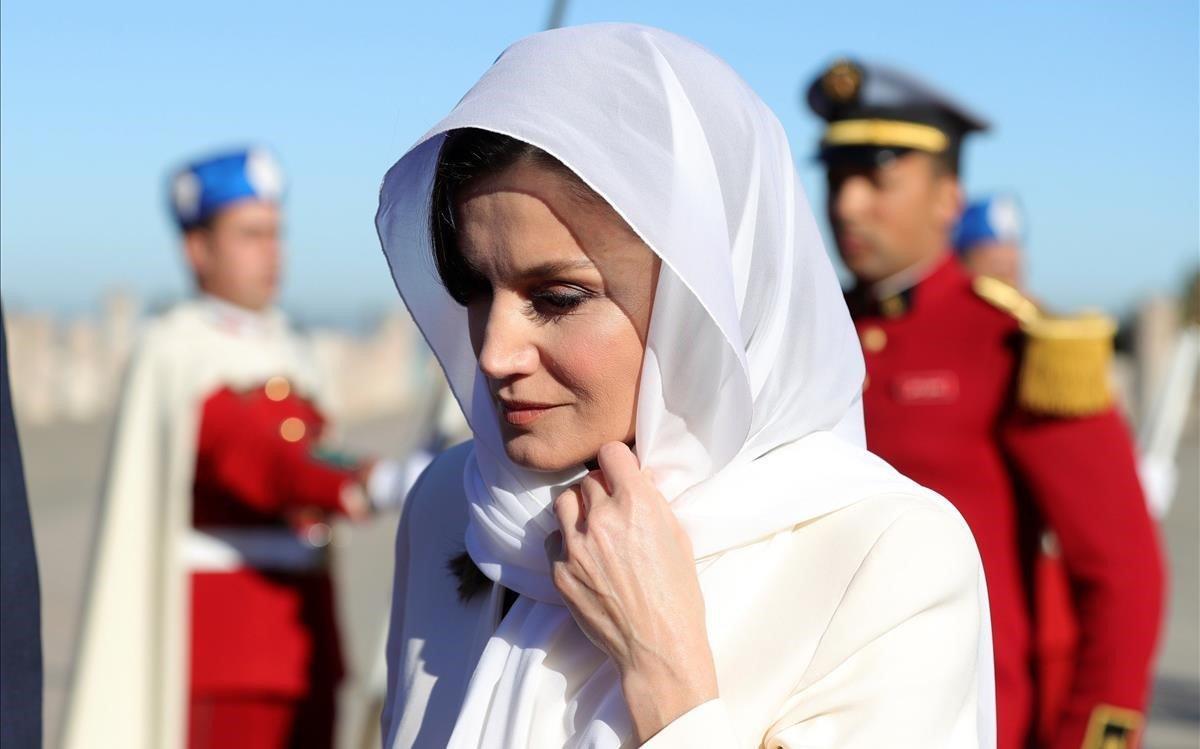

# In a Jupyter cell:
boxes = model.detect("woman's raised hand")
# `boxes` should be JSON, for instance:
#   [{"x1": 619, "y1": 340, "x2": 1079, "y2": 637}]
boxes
[{"x1": 547, "y1": 441, "x2": 718, "y2": 742}]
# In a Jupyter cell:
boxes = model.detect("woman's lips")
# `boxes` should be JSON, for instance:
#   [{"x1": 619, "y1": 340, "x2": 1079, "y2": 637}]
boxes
[{"x1": 499, "y1": 401, "x2": 561, "y2": 426}]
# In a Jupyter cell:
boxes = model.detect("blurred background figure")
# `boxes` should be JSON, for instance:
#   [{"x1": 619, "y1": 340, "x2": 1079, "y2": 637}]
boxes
[
  {"x1": 0, "y1": 302, "x2": 43, "y2": 749},
  {"x1": 950, "y1": 192, "x2": 1194, "y2": 519},
  {"x1": 955, "y1": 193, "x2": 1026, "y2": 289},
  {"x1": 60, "y1": 148, "x2": 414, "y2": 749},
  {"x1": 952, "y1": 190, "x2": 1134, "y2": 746},
  {"x1": 807, "y1": 57, "x2": 1166, "y2": 749}
]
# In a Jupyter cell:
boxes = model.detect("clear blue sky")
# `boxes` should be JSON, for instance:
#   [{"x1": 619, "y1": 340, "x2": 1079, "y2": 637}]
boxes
[{"x1": 2, "y1": 0, "x2": 1196, "y2": 323}]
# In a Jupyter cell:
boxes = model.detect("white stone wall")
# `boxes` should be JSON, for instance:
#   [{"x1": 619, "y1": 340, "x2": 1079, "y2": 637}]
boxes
[{"x1": 4, "y1": 294, "x2": 436, "y2": 427}]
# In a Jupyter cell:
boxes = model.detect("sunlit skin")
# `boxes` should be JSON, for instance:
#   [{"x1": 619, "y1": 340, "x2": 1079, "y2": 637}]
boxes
[
  {"x1": 962, "y1": 240, "x2": 1025, "y2": 290},
  {"x1": 826, "y1": 151, "x2": 962, "y2": 285},
  {"x1": 183, "y1": 200, "x2": 282, "y2": 311},
  {"x1": 455, "y1": 160, "x2": 718, "y2": 742}
]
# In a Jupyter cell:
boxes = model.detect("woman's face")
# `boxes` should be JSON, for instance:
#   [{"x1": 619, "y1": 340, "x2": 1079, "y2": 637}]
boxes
[{"x1": 455, "y1": 160, "x2": 660, "y2": 472}]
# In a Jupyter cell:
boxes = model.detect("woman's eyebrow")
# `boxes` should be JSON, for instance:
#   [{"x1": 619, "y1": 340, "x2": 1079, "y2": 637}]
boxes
[{"x1": 514, "y1": 258, "x2": 597, "y2": 279}]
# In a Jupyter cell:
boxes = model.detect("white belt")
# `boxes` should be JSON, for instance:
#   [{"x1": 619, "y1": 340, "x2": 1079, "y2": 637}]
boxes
[{"x1": 184, "y1": 527, "x2": 328, "y2": 573}]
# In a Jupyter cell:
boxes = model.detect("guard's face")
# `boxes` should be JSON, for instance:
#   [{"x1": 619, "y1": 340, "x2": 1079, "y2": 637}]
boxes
[
  {"x1": 455, "y1": 160, "x2": 659, "y2": 472},
  {"x1": 825, "y1": 151, "x2": 960, "y2": 283},
  {"x1": 185, "y1": 200, "x2": 282, "y2": 311}
]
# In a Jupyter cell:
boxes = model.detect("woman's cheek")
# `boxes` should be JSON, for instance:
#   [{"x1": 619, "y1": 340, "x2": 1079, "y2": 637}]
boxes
[
  {"x1": 554, "y1": 314, "x2": 644, "y2": 438},
  {"x1": 547, "y1": 326, "x2": 608, "y2": 402}
]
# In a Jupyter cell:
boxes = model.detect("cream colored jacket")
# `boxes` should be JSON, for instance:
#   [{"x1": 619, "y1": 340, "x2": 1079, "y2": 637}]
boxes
[{"x1": 383, "y1": 442, "x2": 990, "y2": 749}]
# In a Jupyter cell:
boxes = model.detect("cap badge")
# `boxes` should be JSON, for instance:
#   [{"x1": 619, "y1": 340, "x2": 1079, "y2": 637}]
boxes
[{"x1": 822, "y1": 60, "x2": 862, "y2": 103}]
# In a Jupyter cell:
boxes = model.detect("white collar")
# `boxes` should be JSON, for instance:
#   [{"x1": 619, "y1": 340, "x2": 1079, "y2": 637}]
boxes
[
  {"x1": 197, "y1": 294, "x2": 278, "y2": 337},
  {"x1": 870, "y1": 252, "x2": 947, "y2": 300}
]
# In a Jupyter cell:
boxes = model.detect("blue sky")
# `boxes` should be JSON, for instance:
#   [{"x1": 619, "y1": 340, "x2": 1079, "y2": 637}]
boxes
[{"x1": 1, "y1": 0, "x2": 1196, "y2": 323}]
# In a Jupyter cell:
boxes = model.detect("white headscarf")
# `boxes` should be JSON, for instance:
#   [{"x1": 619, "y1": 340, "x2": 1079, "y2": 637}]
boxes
[{"x1": 377, "y1": 23, "x2": 993, "y2": 748}]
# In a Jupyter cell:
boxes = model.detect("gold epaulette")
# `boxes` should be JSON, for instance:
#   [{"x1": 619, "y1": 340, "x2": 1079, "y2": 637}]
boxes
[
  {"x1": 972, "y1": 276, "x2": 1116, "y2": 417},
  {"x1": 972, "y1": 275, "x2": 1039, "y2": 324}
]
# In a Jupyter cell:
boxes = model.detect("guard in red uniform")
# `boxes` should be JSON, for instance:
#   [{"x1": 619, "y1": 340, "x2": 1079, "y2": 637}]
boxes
[
  {"x1": 64, "y1": 148, "x2": 408, "y2": 749},
  {"x1": 173, "y1": 150, "x2": 412, "y2": 749},
  {"x1": 186, "y1": 359, "x2": 365, "y2": 748},
  {"x1": 805, "y1": 60, "x2": 1165, "y2": 749}
]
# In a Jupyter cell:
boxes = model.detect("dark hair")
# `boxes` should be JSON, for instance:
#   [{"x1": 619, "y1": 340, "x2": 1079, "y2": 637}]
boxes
[
  {"x1": 931, "y1": 146, "x2": 960, "y2": 177},
  {"x1": 180, "y1": 214, "x2": 216, "y2": 235},
  {"x1": 430, "y1": 128, "x2": 600, "y2": 305}
]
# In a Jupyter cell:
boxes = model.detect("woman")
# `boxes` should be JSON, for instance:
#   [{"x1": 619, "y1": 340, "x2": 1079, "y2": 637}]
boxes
[{"x1": 376, "y1": 24, "x2": 995, "y2": 749}]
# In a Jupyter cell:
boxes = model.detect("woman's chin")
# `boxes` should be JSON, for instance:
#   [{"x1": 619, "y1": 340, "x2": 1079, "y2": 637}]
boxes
[{"x1": 502, "y1": 432, "x2": 591, "y2": 473}]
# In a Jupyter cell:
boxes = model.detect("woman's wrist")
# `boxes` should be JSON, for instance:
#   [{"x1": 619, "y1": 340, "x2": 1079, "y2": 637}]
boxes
[{"x1": 618, "y1": 652, "x2": 719, "y2": 742}]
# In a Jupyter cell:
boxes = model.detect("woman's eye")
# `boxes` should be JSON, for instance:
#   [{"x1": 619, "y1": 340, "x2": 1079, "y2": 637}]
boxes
[{"x1": 528, "y1": 287, "x2": 590, "y2": 320}]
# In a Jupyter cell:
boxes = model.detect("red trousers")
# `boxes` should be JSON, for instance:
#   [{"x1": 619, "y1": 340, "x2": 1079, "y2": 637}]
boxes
[
  {"x1": 188, "y1": 691, "x2": 335, "y2": 749},
  {"x1": 1034, "y1": 549, "x2": 1079, "y2": 746}
]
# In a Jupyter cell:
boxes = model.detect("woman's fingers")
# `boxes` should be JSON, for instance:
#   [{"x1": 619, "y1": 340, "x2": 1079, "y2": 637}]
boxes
[
  {"x1": 596, "y1": 442, "x2": 642, "y2": 494},
  {"x1": 579, "y1": 471, "x2": 609, "y2": 511},
  {"x1": 553, "y1": 484, "x2": 585, "y2": 536}
]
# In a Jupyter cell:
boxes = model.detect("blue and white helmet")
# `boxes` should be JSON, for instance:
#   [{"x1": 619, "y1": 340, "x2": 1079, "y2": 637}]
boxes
[
  {"x1": 954, "y1": 193, "x2": 1024, "y2": 254},
  {"x1": 168, "y1": 147, "x2": 284, "y2": 230}
]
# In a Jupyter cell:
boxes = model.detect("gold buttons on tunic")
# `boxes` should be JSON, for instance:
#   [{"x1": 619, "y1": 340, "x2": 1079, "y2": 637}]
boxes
[
  {"x1": 280, "y1": 417, "x2": 306, "y2": 442},
  {"x1": 879, "y1": 295, "x2": 906, "y2": 319},
  {"x1": 264, "y1": 376, "x2": 291, "y2": 402},
  {"x1": 861, "y1": 326, "x2": 888, "y2": 353}
]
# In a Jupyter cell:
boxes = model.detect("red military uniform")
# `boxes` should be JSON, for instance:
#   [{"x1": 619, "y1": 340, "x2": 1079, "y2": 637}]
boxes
[
  {"x1": 847, "y1": 255, "x2": 1165, "y2": 749},
  {"x1": 188, "y1": 376, "x2": 360, "y2": 749}
]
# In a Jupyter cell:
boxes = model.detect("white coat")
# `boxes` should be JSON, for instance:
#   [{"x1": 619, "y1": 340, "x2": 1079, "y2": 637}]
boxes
[{"x1": 383, "y1": 441, "x2": 988, "y2": 749}]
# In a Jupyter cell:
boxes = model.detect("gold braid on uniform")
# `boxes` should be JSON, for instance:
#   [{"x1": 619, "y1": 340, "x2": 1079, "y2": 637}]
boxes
[
  {"x1": 1081, "y1": 704, "x2": 1142, "y2": 749},
  {"x1": 972, "y1": 276, "x2": 1116, "y2": 417}
]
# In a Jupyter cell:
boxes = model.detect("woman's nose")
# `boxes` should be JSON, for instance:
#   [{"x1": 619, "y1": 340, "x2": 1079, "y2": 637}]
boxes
[{"x1": 474, "y1": 295, "x2": 539, "y2": 379}]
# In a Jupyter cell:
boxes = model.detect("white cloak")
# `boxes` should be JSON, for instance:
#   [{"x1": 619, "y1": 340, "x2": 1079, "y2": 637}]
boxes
[{"x1": 60, "y1": 299, "x2": 328, "y2": 749}]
